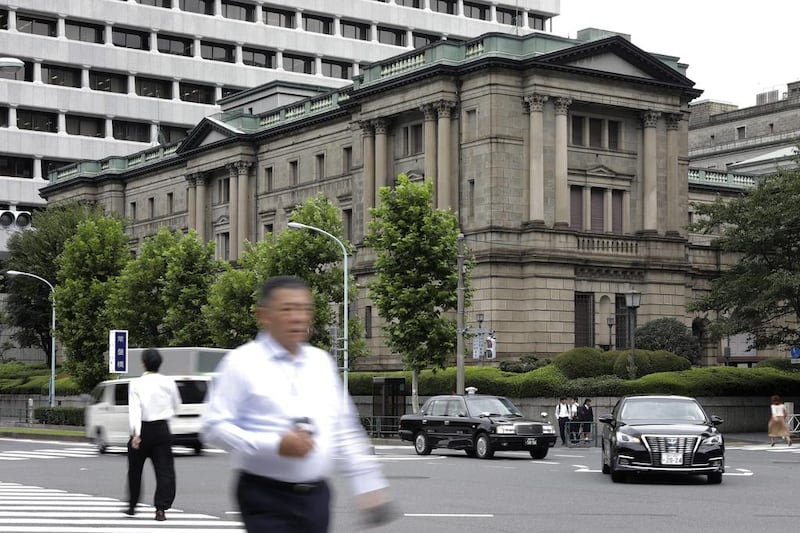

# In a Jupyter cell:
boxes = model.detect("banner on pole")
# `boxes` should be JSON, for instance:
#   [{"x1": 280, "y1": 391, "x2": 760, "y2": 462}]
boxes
[{"x1": 109, "y1": 330, "x2": 128, "y2": 374}]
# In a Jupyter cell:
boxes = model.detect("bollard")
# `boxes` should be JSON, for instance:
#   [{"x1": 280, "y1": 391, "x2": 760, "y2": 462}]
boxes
[{"x1": 27, "y1": 398, "x2": 34, "y2": 424}]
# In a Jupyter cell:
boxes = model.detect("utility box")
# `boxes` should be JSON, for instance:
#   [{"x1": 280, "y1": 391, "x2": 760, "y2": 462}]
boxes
[{"x1": 372, "y1": 377, "x2": 406, "y2": 437}]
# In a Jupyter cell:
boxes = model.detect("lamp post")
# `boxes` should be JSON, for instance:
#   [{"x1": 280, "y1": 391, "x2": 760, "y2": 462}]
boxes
[
  {"x1": 6, "y1": 270, "x2": 56, "y2": 407},
  {"x1": 0, "y1": 57, "x2": 24, "y2": 73},
  {"x1": 624, "y1": 288, "x2": 641, "y2": 380},
  {"x1": 287, "y1": 222, "x2": 349, "y2": 400},
  {"x1": 606, "y1": 315, "x2": 615, "y2": 350}
]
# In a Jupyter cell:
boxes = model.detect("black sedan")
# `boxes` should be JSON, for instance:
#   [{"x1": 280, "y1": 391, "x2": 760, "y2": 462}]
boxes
[
  {"x1": 399, "y1": 393, "x2": 557, "y2": 459},
  {"x1": 599, "y1": 395, "x2": 725, "y2": 484}
]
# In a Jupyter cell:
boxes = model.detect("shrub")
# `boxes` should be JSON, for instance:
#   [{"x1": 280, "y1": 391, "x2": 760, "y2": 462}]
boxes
[
  {"x1": 514, "y1": 365, "x2": 568, "y2": 398},
  {"x1": 34, "y1": 407, "x2": 84, "y2": 426},
  {"x1": 499, "y1": 354, "x2": 549, "y2": 373},
  {"x1": 649, "y1": 350, "x2": 692, "y2": 373},
  {"x1": 755, "y1": 358, "x2": 797, "y2": 372},
  {"x1": 635, "y1": 318, "x2": 701, "y2": 364},
  {"x1": 612, "y1": 349, "x2": 653, "y2": 379},
  {"x1": 563, "y1": 375, "x2": 625, "y2": 397},
  {"x1": 552, "y1": 347, "x2": 614, "y2": 379}
]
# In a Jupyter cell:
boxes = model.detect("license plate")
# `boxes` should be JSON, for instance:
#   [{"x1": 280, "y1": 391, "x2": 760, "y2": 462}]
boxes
[
  {"x1": 526, "y1": 438, "x2": 537, "y2": 445},
  {"x1": 661, "y1": 452, "x2": 682, "y2": 465}
]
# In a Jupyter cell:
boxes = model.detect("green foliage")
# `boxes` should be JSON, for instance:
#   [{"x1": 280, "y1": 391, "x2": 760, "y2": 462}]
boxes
[
  {"x1": 649, "y1": 350, "x2": 693, "y2": 373},
  {"x1": 0, "y1": 363, "x2": 79, "y2": 395},
  {"x1": 366, "y1": 175, "x2": 470, "y2": 374},
  {"x1": 551, "y1": 347, "x2": 615, "y2": 379},
  {"x1": 688, "y1": 167, "x2": 800, "y2": 348},
  {"x1": 55, "y1": 217, "x2": 130, "y2": 392},
  {"x1": 562, "y1": 375, "x2": 625, "y2": 397},
  {"x1": 498, "y1": 354, "x2": 549, "y2": 373},
  {"x1": 3, "y1": 202, "x2": 108, "y2": 367},
  {"x1": 611, "y1": 349, "x2": 691, "y2": 379},
  {"x1": 512, "y1": 364, "x2": 569, "y2": 398},
  {"x1": 203, "y1": 264, "x2": 259, "y2": 348},
  {"x1": 34, "y1": 407, "x2": 84, "y2": 426},
  {"x1": 620, "y1": 366, "x2": 800, "y2": 396},
  {"x1": 755, "y1": 357, "x2": 798, "y2": 372},
  {"x1": 635, "y1": 318, "x2": 701, "y2": 364}
]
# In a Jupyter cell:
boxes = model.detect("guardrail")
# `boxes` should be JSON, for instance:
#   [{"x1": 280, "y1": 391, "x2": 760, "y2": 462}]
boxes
[
  {"x1": 361, "y1": 416, "x2": 401, "y2": 439},
  {"x1": 565, "y1": 421, "x2": 599, "y2": 448},
  {"x1": 788, "y1": 414, "x2": 800, "y2": 434}
]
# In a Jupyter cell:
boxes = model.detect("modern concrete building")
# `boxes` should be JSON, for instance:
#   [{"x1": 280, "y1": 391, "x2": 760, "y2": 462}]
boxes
[{"x1": 42, "y1": 28, "x2": 759, "y2": 369}]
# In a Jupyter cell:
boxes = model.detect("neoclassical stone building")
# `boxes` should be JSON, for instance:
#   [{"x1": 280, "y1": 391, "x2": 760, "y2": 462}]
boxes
[{"x1": 43, "y1": 30, "x2": 745, "y2": 368}]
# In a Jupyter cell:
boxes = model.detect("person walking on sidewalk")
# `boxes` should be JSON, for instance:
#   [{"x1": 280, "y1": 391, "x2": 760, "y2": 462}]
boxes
[
  {"x1": 555, "y1": 397, "x2": 571, "y2": 445},
  {"x1": 126, "y1": 348, "x2": 181, "y2": 521},
  {"x1": 768, "y1": 394, "x2": 792, "y2": 447}
]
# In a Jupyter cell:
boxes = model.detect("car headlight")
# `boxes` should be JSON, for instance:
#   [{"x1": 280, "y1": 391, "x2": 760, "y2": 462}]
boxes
[
  {"x1": 542, "y1": 425, "x2": 555, "y2": 434},
  {"x1": 616, "y1": 431, "x2": 641, "y2": 444},
  {"x1": 701, "y1": 434, "x2": 723, "y2": 446},
  {"x1": 496, "y1": 425, "x2": 516, "y2": 435}
]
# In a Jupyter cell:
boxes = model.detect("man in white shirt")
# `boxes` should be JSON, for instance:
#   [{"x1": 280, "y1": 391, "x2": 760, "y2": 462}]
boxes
[
  {"x1": 555, "y1": 397, "x2": 571, "y2": 445},
  {"x1": 126, "y1": 348, "x2": 181, "y2": 521},
  {"x1": 202, "y1": 276, "x2": 393, "y2": 533}
]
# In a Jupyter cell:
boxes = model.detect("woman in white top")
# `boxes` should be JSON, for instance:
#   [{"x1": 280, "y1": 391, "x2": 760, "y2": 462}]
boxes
[{"x1": 768, "y1": 394, "x2": 792, "y2": 447}]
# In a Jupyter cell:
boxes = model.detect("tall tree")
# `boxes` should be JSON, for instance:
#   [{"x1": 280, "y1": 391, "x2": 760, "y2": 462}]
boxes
[
  {"x1": 366, "y1": 175, "x2": 468, "y2": 410},
  {"x1": 689, "y1": 167, "x2": 800, "y2": 348},
  {"x1": 55, "y1": 217, "x2": 130, "y2": 391},
  {"x1": 3, "y1": 202, "x2": 107, "y2": 367}
]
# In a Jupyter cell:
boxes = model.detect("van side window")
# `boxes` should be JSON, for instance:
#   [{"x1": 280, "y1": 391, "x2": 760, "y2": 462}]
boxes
[
  {"x1": 90, "y1": 386, "x2": 104, "y2": 404},
  {"x1": 114, "y1": 383, "x2": 129, "y2": 406},
  {"x1": 176, "y1": 380, "x2": 209, "y2": 404}
]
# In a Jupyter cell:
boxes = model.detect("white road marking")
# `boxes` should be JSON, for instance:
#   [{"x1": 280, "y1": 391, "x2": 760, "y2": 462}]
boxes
[{"x1": 405, "y1": 513, "x2": 494, "y2": 518}]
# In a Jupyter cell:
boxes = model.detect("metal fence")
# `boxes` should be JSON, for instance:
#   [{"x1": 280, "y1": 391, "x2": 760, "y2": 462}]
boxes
[
  {"x1": 361, "y1": 416, "x2": 402, "y2": 438},
  {"x1": 565, "y1": 421, "x2": 599, "y2": 448}
]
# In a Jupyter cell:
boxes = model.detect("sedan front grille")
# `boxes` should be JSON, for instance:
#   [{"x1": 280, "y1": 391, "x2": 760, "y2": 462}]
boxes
[
  {"x1": 514, "y1": 424, "x2": 542, "y2": 436},
  {"x1": 643, "y1": 435, "x2": 698, "y2": 466}
]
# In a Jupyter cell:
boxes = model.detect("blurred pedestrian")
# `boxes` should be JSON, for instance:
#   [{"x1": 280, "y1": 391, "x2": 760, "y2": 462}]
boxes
[
  {"x1": 202, "y1": 275, "x2": 394, "y2": 533},
  {"x1": 569, "y1": 397, "x2": 580, "y2": 443},
  {"x1": 578, "y1": 398, "x2": 593, "y2": 442},
  {"x1": 126, "y1": 348, "x2": 181, "y2": 521},
  {"x1": 768, "y1": 394, "x2": 792, "y2": 447}
]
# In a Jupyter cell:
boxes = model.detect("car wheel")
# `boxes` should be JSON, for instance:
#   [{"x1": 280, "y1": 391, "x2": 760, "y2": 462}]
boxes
[
  {"x1": 475, "y1": 434, "x2": 494, "y2": 459},
  {"x1": 601, "y1": 442, "x2": 610, "y2": 474},
  {"x1": 414, "y1": 432, "x2": 432, "y2": 455},
  {"x1": 707, "y1": 472, "x2": 723, "y2": 484},
  {"x1": 94, "y1": 429, "x2": 107, "y2": 454},
  {"x1": 193, "y1": 442, "x2": 203, "y2": 456},
  {"x1": 529, "y1": 447, "x2": 548, "y2": 459}
]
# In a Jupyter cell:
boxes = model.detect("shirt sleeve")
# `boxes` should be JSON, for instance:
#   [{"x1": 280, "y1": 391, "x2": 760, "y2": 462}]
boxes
[{"x1": 129, "y1": 380, "x2": 142, "y2": 437}]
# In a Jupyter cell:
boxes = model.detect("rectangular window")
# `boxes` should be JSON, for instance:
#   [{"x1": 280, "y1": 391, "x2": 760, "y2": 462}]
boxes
[
  {"x1": 166, "y1": 192, "x2": 174, "y2": 214},
  {"x1": 608, "y1": 120, "x2": 620, "y2": 150},
  {"x1": 138, "y1": 0, "x2": 173, "y2": 6},
  {"x1": 400, "y1": 124, "x2": 423, "y2": 155},
  {"x1": 396, "y1": 0, "x2": 422, "y2": 7},
  {"x1": 496, "y1": 7, "x2": 523, "y2": 26},
  {"x1": 0, "y1": 107, "x2": 7, "y2": 128},
  {"x1": 574, "y1": 292, "x2": 595, "y2": 348},
  {"x1": 569, "y1": 185, "x2": 583, "y2": 230},
  {"x1": 0, "y1": 156, "x2": 34, "y2": 178},
  {"x1": 148, "y1": 197, "x2": 155, "y2": 219},
  {"x1": 530, "y1": 15, "x2": 546, "y2": 30},
  {"x1": 157, "y1": 34, "x2": 193, "y2": 56},
  {"x1": 463, "y1": 2, "x2": 489, "y2": 20},
  {"x1": 113, "y1": 27, "x2": 150, "y2": 50},
  {"x1": 135, "y1": 77, "x2": 172, "y2": 99},
  {"x1": 342, "y1": 208, "x2": 352, "y2": 243},
  {"x1": 217, "y1": 177, "x2": 230, "y2": 203},
  {"x1": 217, "y1": 232, "x2": 230, "y2": 260},
  {"x1": 66, "y1": 114, "x2": 105, "y2": 137},
  {"x1": 179, "y1": 82, "x2": 215, "y2": 104},
  {"x1": 222, "y1": 86, "x2": 241, "y2": 98},
  {"x1": 283, "y1": 54, "x2": 314, "y2": 74},
  {"x1": 590, "y1": 188, "x2": 604, "y2": 232},
  {"x1": 342, "y1": 146, "x2": 353, "y2": 173},
  {"x1": 412, "y1": 32, "x2": 440, "y2": 48},
  {"x1": 315, "y1": 153, "x2": 325, "y2": 180},
  {"x1": 42, "y1": 64, "x2": 82, "y2": 88},
  {"x1": 264, "y1": 166, "x2": 274, "y2": 192},
  {"x1": 243, "y1": 47, "x2": 276, "y2": 68},
  {"x1": 736, "y1": 126, "x2": 746, "y2": 140},
  {"x1": 89, "y1": 70, "x2": 127, "y2": 93},
  {"x1": 612, "y1": 190, "x2": 623, "y2": 234},
  {"x1": 365, "y1": 305, "x2": 373, "y2": 338},
  {"x1": 16, "y1": 14, "x2": 57, "y2": 36},
  {"x1": 129, "y1": 202, "x2": 137, "y2": 221},
  {"x1": 321, "y1": 59, "x2": 352, "y2": 79},
  {"x1": 377, "y1": 26, "x2": 406, "y2": 46},
  {"x1": 431, "y1": 0, "x2": 456, "y2": 14},
  {"x1": 571, "y1": 115, "x2": 585, "y2": 146},
  {"x1": 65, "y1": 20, "x2": 104, "y2": 43},
  {"x1": 17, "y1": 109, "x2": 58, "y2": 133},
  {"x1": 263, "y1": 223, "x2": 274, "y2": 237},
  {"x1": 289, "y1": 160, "x2": 299, "y2": 185},
  {"x1": 113, "y1": 119, "x2": 150, "y2": 142},
  {"x1": 615, "y1": 294, "x2": 631, "y2": 350},
  {"x1": 201, "y1": 41, "x2": 235, "y2": 62},
  {"x1": 303, "y1": 14, "x2": 333, "y2": 34},
  {"x1": 158, "y1": 124, "x2": 189, "y2": 144},
  {"x1": 340, "y1": 20, "x2": 369, "y2": 40},
  {"x1": 0, "y1": 9, "x2": 7, "y2": 30},
  {"x1": 264, "y1": 7, "x2": 295, "y2": 28},
  {"x1": 589, "y1": 118, "x2": 603, "y2": 148},
  {"x1": 180, "y1": 0, "x2": 214, "y2": 15},
  {"x1": 465, "y1": 109, "x2": 477, "y2": 140},
  {"x1": 222, "y1": 0, "x2": 255, "y2": 21}
]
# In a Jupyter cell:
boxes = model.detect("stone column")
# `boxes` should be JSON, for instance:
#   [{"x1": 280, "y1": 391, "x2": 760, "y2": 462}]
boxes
[
  {"x1": 150, "y1": 30, "x2": 158, "y2": 53},
  {"x1": 361, "y1": 121, "x2": 376, "y2": 229},
  {"x1": 57, "y1": 17, "x2": 65, "y2": 39},
  {"x1": 236, "y1": 161, "x2": 251, "y2": 257},
  {"x1": 255, "y1": 1, "x2": 264, "y2": 23},
  {"x1": 195, "y1": 173, "x2": 207, "y2": 242},
  {"x1": 553, "y1": 97, "x2": 572, "y2": 227},
  {"x1": 127, "y1": 73, "x2": 136, "y2": 95},
  {"x1": 421, "y1": 104, "x2": 437, "y2": 187},
  {"x1": 604, "y1": 188, "x2": 613, "y2": 233},
  {"x1": 172, "y1": 79, "x2": 181, "y2": 100},
  {"x1": 104, "y1": 23, "x2": 113, "y2": 46},
  {"x1": 374, "y1": 118, "x2": 389, "y2": 207},
  {"x1": 193, "y1": 37, "x2": 202, "y2": 58},
  {"x1": 665, "y1": 113, "x2": 681, "y2": 236},
  {"x1": 524, "y1": 93, "x2": 547, "y2": 224},
  {"x1": 622, "y1": 189, "x2": 631, "y2": 234},
  {"x1": 7, "y1": 106, "x2": 17, "y2": 130},
  {"x1": 32, "y1": 62, "x2": 42, "y2": 84},
  {"x1": 582, "y1": 186, "x2": 591, "y2": 231},
  {"x1": 641, "y1": 110, "x2": 660, "y2": 233},
  {"x1": 186, "y1": 174, "x2": 197, "y2": 231},
  {"x1": 214, "y1": 0, "x2": 222, "y2": 17},
  {"x1": 226, "y1": 164, "x2": 239, "y2": 259},
  {"x1": 105, "y1": 117, "x2": 114, "y2": 139},
  {"x1": 57, "y1": 111, "x2": 66, "y2": 135},
  {"x1": 7, "y1": 8, "x2": 16, "y2": 32},
  {"x1": 81, "y1": 66, "x2": 90, "y2": 88},
  {"x1": 435, "y1": 100, "x2": 455, "y2": 211},
  {"x1": 33, "y1": 158, "x2": 42, "y2": 179}
]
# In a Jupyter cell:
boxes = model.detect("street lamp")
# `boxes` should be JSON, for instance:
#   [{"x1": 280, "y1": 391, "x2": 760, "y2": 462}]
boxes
[
  {"x1": 606, "y1": 315, "x2": 615, "y2": 350},
  {"x1": 287, "y1": 222, "x2": 349, "y2": 400},
  {"x1": 6, "y1": 270, "x2": 56, "y2": 407},
  {"x1": 624, "y1": 288, "x2": 641, "y2": 380},
  {"x1": 0, "y1": 57, "x2": 24, "y2": 74}
]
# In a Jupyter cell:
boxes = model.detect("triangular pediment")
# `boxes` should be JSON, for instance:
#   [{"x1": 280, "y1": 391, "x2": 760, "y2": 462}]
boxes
[
  {"x1": 586, "y1": 165, "x2": 618, "y2": 177},
  {"x1": 177, "y1": 117, "x2": 240, "y2": 154},
  {"x1": 535, "y1": 36, "x2": 695, "y2": 88}
]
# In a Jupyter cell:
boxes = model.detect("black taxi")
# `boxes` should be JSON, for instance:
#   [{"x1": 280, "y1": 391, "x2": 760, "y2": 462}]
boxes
[{"x1": 399, "y1": 392, "x2": 557, "y2": 459}]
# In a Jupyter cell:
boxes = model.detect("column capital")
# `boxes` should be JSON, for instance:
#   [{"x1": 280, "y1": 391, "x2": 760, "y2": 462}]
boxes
[
  {"x1": 186, "y1": 174, "x2": 198, "y2": 186},
  {"x1": 234, "y1": 160, "x2": 252, "y2": 175},
  {"x1": 360, "y1": 120, "x2": 374, "y2": 136},
  {"x1": 193, "y1": 172, "x2": 208, "y2": 186},
  {"x1": 420, "y1": 104, "x2": 437, "y2": 121},
  {"x1": 665, "y1": 112, "x2": 682, "y2": 130},
  {"x1": 373, "y1": 118, "x2": 389, "y2": 135},
  {"x1": 523, "y1": 93, "x2": 548, "y2": 113},
  {"x1": 553, "y1": 97, "x2": 572, "y2": 115},
  {"x1": 434, "y1": 100, "x2": 457, "y2": 118},
  {"x1": 641, "y1": 110, "x2": 661, "y2": 128}
]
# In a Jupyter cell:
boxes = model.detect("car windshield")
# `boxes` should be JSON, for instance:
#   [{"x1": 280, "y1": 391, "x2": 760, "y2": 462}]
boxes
[
  {"x1": 465, "y1": 396, "x2": 523, "y2": 417},
  {"x1": 176, "y1": 380, "x2": 208, "y2": 404},
  {"x1": 619, "y1": 399, "x2": 706, "y2": 423}
]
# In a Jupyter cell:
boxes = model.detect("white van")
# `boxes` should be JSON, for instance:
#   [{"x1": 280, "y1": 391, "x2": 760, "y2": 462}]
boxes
[{"x1": 84, "y1": 375, "x2": 211, "y2": 455}]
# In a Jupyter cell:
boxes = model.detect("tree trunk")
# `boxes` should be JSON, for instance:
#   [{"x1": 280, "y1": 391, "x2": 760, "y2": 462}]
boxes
[{"x1": 411, "y1": 368, "x2": 420, "y2": 412}]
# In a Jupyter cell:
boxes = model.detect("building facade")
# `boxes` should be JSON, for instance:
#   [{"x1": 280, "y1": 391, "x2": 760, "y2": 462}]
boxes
[{"x1": 43, "y1": 29, "x2": 747, "y2": 369}]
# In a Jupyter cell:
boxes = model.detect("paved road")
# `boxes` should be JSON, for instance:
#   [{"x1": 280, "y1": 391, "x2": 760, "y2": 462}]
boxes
[{"x1": 1, "y1": 436, "x2": 799, "y2": 532}]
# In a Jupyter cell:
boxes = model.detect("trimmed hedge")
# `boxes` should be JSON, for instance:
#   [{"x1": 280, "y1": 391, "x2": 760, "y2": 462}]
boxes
[
  {"x1": 0, "y1": 363, "x2": 80, "y2": 396},
  {"x1": 34, "y1": 407, "x2": 84, "y2": 426}
]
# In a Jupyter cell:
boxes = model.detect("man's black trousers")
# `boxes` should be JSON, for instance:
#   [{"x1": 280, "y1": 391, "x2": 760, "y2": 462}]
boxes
[{"x1": 127, "y1": 419, "x2": 176, "y2": 511}]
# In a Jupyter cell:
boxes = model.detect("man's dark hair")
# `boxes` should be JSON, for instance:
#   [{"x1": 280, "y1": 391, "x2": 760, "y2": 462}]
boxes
[
  {"x1": 142, "y1": 348, "x2": 163, "y2": 372},
  {"x1": 258, "y1": 276, "x2": 310, "y2": 306}
]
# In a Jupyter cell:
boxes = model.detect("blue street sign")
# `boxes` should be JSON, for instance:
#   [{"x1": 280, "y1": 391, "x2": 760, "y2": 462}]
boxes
[
  {"x1": 791, "y1": 346, "x2": 800, "y2": 360},
  {"x1": 109, "y1": 330, "x2": 128, "y2": 373}
]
